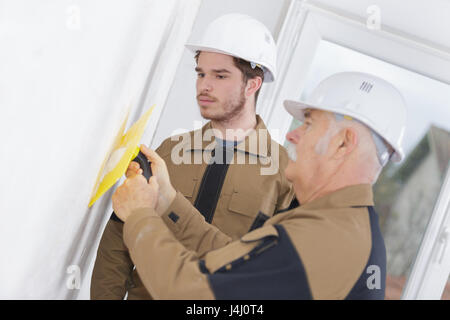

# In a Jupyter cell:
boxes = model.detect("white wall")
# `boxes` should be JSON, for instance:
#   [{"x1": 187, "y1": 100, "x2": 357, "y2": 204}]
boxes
[
  {"x1": 150, "y1": 0, "x2": 290, "y2": 149},
  {"x1": 0, "y1": 0, "x2": 199, "y2": 299}
]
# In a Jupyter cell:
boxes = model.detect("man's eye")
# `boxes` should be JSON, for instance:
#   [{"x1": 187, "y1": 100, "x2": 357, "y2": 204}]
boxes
[
  {"x1": 216, "y1": 75, "x2": 226, "y2": 79},
  {"x1": 303, "y1": 121, "x2": 312, "y2": 128},
  {"x1": 197, "y1": 73, "x2": 205, "y2": 78}
]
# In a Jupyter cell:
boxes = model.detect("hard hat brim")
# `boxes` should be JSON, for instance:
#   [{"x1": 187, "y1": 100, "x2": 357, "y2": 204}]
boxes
[
  {"x1": 283, "y1": 99, "x2": 404, "y2": 162},
  {"x1": 185, "y1": 43, "x2": 275, "y2": 82}
]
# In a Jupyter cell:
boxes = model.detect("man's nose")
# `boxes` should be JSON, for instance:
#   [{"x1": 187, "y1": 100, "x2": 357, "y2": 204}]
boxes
[
  {"x1": 286, "y1": 130, "x2": 298, "y2": 144},
  {"x1": 198, "y1": 77, "x2": 213, "y2": 92}
]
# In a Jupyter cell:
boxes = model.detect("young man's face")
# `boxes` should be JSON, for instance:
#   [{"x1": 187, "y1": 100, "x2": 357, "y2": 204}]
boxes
[{"x1": 195, "y1": 51, "x2": 247, "y2": 121}]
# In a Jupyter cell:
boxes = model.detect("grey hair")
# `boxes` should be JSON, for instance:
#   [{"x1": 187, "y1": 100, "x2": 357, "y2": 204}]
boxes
[
  {"x1": 333, "y1": 113, "x2": 392, "y2": 167},
  {"x1": 329, "y1": 113, "x2": 384, "y2": 184}
]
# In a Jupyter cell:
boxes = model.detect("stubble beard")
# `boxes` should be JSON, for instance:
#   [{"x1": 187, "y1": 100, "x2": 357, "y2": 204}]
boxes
[{"x1": 201, "y1": 84, "x2": 246, "y2": 123}]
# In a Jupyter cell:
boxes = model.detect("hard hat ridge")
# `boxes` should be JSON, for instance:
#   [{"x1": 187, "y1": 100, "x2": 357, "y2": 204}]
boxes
[{"x1": 284, "y1": 72, "x2": 407, "y2": 163}]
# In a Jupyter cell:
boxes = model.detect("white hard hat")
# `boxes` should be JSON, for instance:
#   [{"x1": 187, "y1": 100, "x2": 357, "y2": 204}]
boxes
[
  {"x1": 284, "y1": 72, "x2": 407, "y2": 162},
  {"x1": 185, "y1": 13, "x2": 277, "y2": 82}
]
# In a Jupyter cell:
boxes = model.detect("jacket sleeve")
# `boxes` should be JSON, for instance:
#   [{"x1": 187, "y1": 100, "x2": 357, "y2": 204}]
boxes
[
  {"x1": 90, "y1": 218, "x2": 134, "y2": 299},
  {"x1": 160, "y1": 191, "x2": 232, "y2": 258},
  {"x1": 123, "y1": 207, "x2": 281, "y2": 299}
]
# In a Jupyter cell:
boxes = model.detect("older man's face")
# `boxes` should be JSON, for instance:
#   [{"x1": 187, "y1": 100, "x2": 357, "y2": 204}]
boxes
[{"x1": 284, "y1": 109, "x2": 334, "y2": 192}]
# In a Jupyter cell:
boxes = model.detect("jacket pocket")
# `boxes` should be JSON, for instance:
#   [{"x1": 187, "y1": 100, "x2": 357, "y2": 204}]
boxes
[
  {"x1": 228, "y1": 191, "x2": 260, "y2": 218},
  {"x1": 228, "y1": 190, "x2": 276, "y2": 219}
]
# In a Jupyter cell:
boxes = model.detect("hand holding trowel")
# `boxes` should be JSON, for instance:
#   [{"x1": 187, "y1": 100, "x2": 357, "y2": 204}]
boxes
[{"x1": 89, "y1": 105, "x2": 155, "y2": 209}]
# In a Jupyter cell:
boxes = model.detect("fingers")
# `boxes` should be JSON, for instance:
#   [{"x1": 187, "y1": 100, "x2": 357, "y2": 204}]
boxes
[
  {"x1": 129, "y1": 161, "x2": 140, "y2": 170},
  {"x1": 125, "y1": 161, "x2": 142, "y2": 178},
  {"x1": 140, "y1": 145, "x2": 171, "y2": 191},
  {"x1": 124, "y1": 172, "x2": 147, "y2": 186},
  {"x1": 140, "y1": 144, "x2": 163, "y2": 165}
]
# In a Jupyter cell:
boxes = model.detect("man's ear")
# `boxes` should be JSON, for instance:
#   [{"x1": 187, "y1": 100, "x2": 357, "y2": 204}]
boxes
[
  {"x1": 332, "y1": 127, "x2": 358, "y2": 159},
  {"x1": 245, "y1": 76, "x2": 263, "y2": 97}
]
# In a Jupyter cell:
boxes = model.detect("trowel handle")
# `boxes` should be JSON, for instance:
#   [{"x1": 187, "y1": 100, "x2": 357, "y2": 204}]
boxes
[{"x1": 132, "y1": 151, "x2": 152, "y2": 181}]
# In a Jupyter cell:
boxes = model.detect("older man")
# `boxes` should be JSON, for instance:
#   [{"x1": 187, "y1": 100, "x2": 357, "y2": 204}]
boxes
[{"x1": 112, "y1": 72, "x2": 407, "y2": 299}]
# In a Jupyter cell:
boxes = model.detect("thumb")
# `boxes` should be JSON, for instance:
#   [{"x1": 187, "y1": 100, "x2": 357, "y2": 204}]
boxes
[
  {"x1": 148, "y1": 175, "x2": 159, "y2": 190},
  {"x1": 140, "y1": 144, "x2": 163, "y2": 165}
]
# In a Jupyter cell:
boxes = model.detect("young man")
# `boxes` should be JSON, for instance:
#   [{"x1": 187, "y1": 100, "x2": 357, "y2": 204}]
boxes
[
  {"x1": 91, "y1": 13, "x2": 294, "y2": 299},
  {"x1": 112, "y1": 72, "x2": 407, "y2": 299}
]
